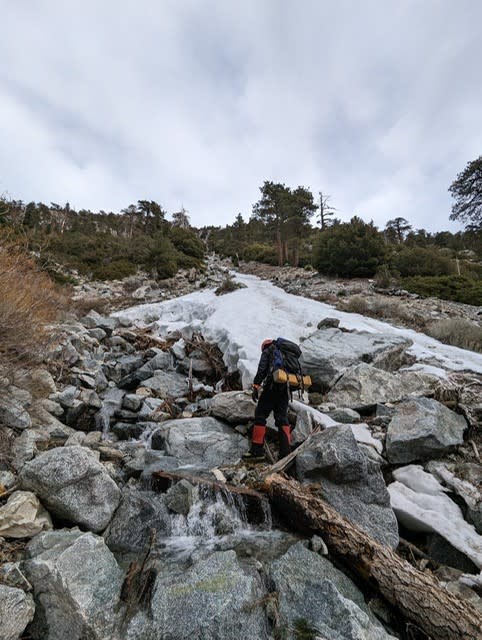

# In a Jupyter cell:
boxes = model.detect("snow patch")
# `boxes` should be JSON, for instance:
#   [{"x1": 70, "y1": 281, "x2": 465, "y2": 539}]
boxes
[{"x1": 388, "y1": 465, "x2": 482, "y2": 570}]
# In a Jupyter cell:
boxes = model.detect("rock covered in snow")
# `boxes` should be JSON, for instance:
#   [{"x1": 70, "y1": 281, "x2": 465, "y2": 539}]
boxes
[
  {"x1": 388, "y1": 465, "x2": 482, "y2": 570},
  {"x1": 427, "y1": 461, "x2": 482, "y2": 535},
  {"x1": 24, "y1": 529, "x2": 122, "y2": 640},
  {"x1": 386, "y1": 398, "x2": 467, "y2": 463},
  {"x1": 0, "y1": 584, "x2": 35, "y2": 640},
  {"x1": 19, "y1": 446, "x2": 120, "y2": 533}
]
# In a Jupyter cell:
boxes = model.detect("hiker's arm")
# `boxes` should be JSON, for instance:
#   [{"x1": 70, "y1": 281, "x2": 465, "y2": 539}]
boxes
[{"x1": 253, "y1": 350, "x2": 270, "y2": 386}]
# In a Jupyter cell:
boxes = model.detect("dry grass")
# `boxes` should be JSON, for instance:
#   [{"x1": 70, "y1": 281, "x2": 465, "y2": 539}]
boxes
[
  {"x1": 338, "y1": 294, "x2": 424, "y2": 328},
  {"x1": 71, "y1": 295, "x2": 111, "y2": 317},
  {"x1": 427, "y1": 317, "x2": 482, "y2": 353},
  {"x1": 0, "y1": 235, "x2": 69, "y2": 372}
]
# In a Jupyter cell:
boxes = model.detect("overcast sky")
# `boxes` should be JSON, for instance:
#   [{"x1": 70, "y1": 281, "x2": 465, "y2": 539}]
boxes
[{"x1": 1, "y1": 1, "x2": 481, "y2": 232}]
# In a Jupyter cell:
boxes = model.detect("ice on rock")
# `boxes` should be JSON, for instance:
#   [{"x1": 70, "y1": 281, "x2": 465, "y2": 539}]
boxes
[{"x1": 388, "y1": 465, "x2": 482, "y2": 570}]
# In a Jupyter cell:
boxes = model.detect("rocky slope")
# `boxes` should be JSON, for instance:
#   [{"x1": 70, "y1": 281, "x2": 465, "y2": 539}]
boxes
[{"x1": 0, "y1": 259, "x2": 481, "y2": 640}]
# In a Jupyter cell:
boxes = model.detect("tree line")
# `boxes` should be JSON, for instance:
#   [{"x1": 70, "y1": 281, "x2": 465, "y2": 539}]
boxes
[{"x1": 0, "y1": 198, "x2": 204, "y2": 281}]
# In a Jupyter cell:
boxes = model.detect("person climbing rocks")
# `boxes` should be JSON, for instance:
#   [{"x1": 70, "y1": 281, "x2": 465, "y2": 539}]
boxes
[{"x1": 243, "y1": 339, "x2": 292, "y2": 462}]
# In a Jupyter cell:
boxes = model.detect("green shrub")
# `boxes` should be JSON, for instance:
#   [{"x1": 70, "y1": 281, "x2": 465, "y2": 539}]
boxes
[
  {"x1": 214, "y1": 277, "x2": 246, "y2": 296},
  {"x1": 313, "y1": 217, "x2": 387, "y2": 277},
  {"x1": 144, "y1": 234, "x2": 178, "y2": 278},
  {"x1": 402, "y1": 275, "x2": 482, "y2": 306},
  {"x1": 169, "y1": 226, "x2": 205, "y2": 260},
  {"x1": 241, "y1": 242, "x2": 277, "y2": 265},
  {"x1": 374, "y1": 265, "x2": 398, "y2": 289},
  {"x1": 391, "y1": 246, "x2": 452, "y2": 277},
  {"x1": 91, "y1": 259, "x2": 137, "y2": 280}
]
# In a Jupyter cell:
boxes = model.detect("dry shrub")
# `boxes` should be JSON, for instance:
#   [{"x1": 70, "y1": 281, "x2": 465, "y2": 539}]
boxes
[
  {"x1": 72, "y1": 295, "x2": 111, "y2": 317},
  {"x1": 338, "y1": 294, "x2": 371, "y2": 315},
  {"x1": 0, "y1": 236, "x2": 69, "y2": 371},
  {"x1": 338, "y1": 294, "x2": 418, "y2": 327},
  {"x1": 427, "y1": 318, "x2": 482, "y2": 353}
]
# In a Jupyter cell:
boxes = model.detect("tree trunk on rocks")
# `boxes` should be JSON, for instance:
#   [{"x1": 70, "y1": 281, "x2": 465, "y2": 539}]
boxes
[
  {"x1": 151, "y1": 470, "x2": 268, "y2": 524},
  {"x1": 263, "y1": 473, "x2": 482, "y2": 640}
]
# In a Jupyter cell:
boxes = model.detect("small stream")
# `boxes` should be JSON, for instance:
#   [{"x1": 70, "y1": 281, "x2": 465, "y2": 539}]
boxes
[{"x1": 156, "y1": 484, "x2": 284, "y2": 562}]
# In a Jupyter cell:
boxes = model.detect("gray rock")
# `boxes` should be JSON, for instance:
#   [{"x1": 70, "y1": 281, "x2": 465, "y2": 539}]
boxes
[
  {"x1": 138, "y1": 397, "x2": 168, "y2": 419},
  {"x1": 179, "y1": 349, "x2": 212, "y2": 375},
  {"x1": 171, "y1": 338, "x2": 186, "y2": 360},
  {"x1": 88, "y1": 327, "x2": 107, "y2": 341},
  {"x1": 103, "y1": 489, "x2": 171, "y2": 552},
  {"x1": 297, "y1": 426, "x2": 367, "y2": 484},
  {"x1": 104, "y1": 354, "x2": 144, "y2": 384},
  {"x1": 165, "y1": 479, "x2": 199, "y2": 515},
  {"x1": 0, "y1": 562, "x2": 32, "y2": 591},
  {"x1": 29, "y1": 401, "x2": 75, "y2": 435},
  {"x1": 24, "y1": 529, "x2": 122, "y2": 640},
  {"x1": 95, "y1": 387, "x2": 125, "y2": 434},
  {"x1": 56, "y1": 385, "x2": 79, "y2": 408},
  {"x1": 427, "y1": 533, "x2": 478, "y2": 573},
  {"x1": 123, "y1": 393, "x2": 143, "y2": 411},
  {"x1": 125, "y1": 550, "x2": 268, "y2": 640},
  {"x1": 81, "y1": 310, "x2": 120, "y2": 334},
  {"x1": 0, "y1": 394, "x2": 32, "y2": 430},
  {"x1": 210, "y1": 390, "x2": 255, "y2": 424},
  {"x1": 0, "y1": 585, "x2": 35, "y2": 640},
  {"x1": 386, "y1": 398, "x2": 467, "y2": 464},
  {"x1": 19, "y1": 446, "x2": 120, "y2": 533},
  {"x1": 142, "y1": 370, "x2": 188, "y2": 398},
  {"x1": 327, "y1": 407, "x2": 361, "y2": 423},
  {"x1": 12, "y1": 429, "x2": 48, "y2": 471},
  {"x1": 7, "y1": 385, "x2": 32, "y2": 407},
  {"x1": 300, "y1": 328, "x2": 411, "y2": 388},
  {"x1": 111, "y1": 422, "x2": 146, "y2": 440},
  {"x1": 317, "y1": 317, "x2": 340, "y2": 329},
  {"x1": 270, "y1": 543, "x2": 395, "y2": 640},
  {"x1": 325, "y1": 363, "x2": 435, "y2": 409},
  {"x1": 38, "y1": 398, "x2": 64, "y2": 416},
  {"x1": 296, "y1": 426, "x2": 399, "y2": 548},
  {"x1": 0, "y1": 470, "x2": 16, "y2": 489},
  {"x1": 136, "y1": 351, "x2": 174, "y2": 380},
  {"x1": 163, "y1": 417, "x2": 249, "y2": 467},
  {"x1": 79, "y1": 388, "x2": 102, "y2": 409}
]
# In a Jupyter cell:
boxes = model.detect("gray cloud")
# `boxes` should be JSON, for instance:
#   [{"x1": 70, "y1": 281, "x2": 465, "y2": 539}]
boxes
[{"x1": 1, "y1": 0, "x2": 481, "y2": 231}]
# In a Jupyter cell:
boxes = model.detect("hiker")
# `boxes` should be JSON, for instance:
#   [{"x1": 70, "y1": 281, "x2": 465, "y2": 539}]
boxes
[{"x1": 243, "y1": 339, "x2": 292, "y2": 462}]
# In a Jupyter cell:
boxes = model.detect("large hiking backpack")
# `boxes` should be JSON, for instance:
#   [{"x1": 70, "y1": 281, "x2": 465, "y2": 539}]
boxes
[{"x1": 270, "y1": 337, "x2": 311, "y2": 390}]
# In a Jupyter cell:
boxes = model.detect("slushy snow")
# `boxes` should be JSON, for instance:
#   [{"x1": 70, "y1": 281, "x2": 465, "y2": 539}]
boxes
[{"x1": 116, "y1": 272, "x2": 482, "y2": 387}]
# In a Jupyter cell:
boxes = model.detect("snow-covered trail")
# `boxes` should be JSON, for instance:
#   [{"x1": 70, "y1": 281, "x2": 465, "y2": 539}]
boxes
[{"x1": 115, "y1": 272, "x2": 482, "y2": 387}]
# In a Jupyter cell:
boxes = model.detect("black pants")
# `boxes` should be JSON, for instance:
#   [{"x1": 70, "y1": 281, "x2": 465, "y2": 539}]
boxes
[
  {"x1": 252, "y1": 384, "x2": 291, "y2": 457},
  {"x1": 255, "y1": 384, "x2": 289, "y2": 427}
]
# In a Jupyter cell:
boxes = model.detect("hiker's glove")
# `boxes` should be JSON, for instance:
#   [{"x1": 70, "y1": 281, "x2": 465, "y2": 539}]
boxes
[{"x1": 251, "y1": 384, "x2": 260, "y2": 402}]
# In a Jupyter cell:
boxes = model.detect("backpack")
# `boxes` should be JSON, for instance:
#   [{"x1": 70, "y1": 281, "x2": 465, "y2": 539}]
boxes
[{"x1": 270, "y1": 338, "x2": 311, "y2": 390}]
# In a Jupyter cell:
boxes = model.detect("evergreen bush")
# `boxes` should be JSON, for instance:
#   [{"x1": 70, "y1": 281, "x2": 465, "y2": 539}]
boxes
[
  {"x1": 313, "y1": 217, "x2": 387, "y2": 277},
  {"x1": 402, "y1": 275, "x2": 482, "y2": 305}
]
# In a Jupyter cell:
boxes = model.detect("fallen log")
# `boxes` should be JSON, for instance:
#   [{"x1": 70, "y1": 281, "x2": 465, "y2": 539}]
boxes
[{"x1": 263, "y1": 473, "x2": 482, "y2": 640}]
